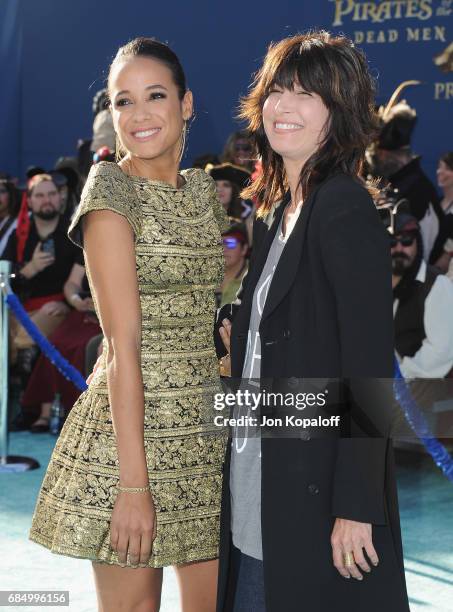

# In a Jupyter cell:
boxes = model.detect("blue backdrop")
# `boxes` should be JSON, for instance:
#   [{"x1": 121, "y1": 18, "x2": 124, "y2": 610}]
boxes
[{"x1": 1, "y1": 0, "x2": 451, "y2": 182}]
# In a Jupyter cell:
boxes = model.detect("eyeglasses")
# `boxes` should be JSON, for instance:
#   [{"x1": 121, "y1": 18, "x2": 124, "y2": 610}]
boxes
[
  {"x1": 0, "y1": 187, "x2": 8, "y2": 195},
  {"x1": 389, "y1": 233, "x2": 416, "y2": 248},
  {"x1": 223, "y1": 237, "x2": 242, "y2": 249},
  {"x1": 234, "y1": 143, "x2": 252, "y2": 152}
]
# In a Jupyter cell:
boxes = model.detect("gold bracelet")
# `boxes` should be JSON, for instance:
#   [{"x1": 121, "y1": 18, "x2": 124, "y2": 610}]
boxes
[{"x1": 117, "y1": 485, "x2": 150, "y2": 493}]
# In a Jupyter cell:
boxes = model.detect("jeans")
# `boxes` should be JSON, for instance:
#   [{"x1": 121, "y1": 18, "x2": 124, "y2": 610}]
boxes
[{"x1": 231, "y1": 544, "x2": 266, "y2": 612}]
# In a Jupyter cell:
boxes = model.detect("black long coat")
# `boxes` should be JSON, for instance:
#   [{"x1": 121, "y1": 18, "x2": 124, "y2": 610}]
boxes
[{"x1": 215, "y1": 173, "x2": 410, "y2": 612}]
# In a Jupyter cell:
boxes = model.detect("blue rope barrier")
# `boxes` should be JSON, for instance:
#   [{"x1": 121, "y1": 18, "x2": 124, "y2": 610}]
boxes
[
  {"x1": 394, "y1": 359, "x2": 453, "y2": 482},
  {"x1": 5, "y1": 291, "x2": 88, "y2": 392},
  {"x1": 4, "y1": 287, "x2": 453, "y2": 481}
]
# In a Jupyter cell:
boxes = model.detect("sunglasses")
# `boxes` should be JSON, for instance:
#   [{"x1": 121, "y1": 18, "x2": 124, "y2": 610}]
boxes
[
  {"x1": 223, "y1": 237, "x2": 243, "y2": 249},
  {"x1": 389, "y1": 233, "x2": 416, "y2": 248},
  {"x1": 234, "y1": 143, "x2": 252, "y2": 152}
]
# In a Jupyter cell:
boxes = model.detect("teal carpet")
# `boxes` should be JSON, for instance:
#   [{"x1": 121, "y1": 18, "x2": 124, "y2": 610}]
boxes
[
  {"x1": 0, "y1": 433, "x2": 178, "y2": 612},
  {"x1": 1, "y1": 433, "x2": 452, "y2": 611}
]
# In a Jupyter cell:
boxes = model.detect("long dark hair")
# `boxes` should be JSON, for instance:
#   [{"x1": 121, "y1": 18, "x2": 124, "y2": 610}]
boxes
[
  {"x1": 0, "y1": 179, "x2": 19, "y2": 216},
  {"x1": 226, "y1": 183, "x2": 244, "y2": 219},
  {"x1": 239, "y1": 30, "x2": 379, "y2": 216}
]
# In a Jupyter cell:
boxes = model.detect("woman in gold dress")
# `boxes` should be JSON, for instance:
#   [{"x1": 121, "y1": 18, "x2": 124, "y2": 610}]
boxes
[{"x1": 29, "y1": 38, "x2": 228, "y2": 612}]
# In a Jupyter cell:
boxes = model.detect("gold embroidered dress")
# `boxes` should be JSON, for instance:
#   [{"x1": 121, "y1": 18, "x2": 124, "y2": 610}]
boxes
[{"x1": 29, "y1": 161, "x2": 229, "y2": 567}]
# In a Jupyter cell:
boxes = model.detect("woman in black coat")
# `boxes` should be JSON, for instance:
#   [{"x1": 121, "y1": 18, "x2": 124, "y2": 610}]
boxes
[{"x1": 215, "y1": 31, "x2": 410, "y2": 612}]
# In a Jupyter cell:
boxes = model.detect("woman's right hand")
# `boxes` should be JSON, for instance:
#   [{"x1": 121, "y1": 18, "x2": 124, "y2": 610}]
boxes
[
  {"x1": 219, "y1": 318, "x2": 232, "y2": 376},
  {"x1": 219, "y1": 318, "x2": 232, "y2": 354},
  {"x1": 110, "y1": 490, "x2": 156, "y2": 567}
]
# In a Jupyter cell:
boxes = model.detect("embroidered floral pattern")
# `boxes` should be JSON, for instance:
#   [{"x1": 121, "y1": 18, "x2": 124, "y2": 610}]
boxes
[{"x1": 30, "y1": 162, "x2": 229, "y2": 568}]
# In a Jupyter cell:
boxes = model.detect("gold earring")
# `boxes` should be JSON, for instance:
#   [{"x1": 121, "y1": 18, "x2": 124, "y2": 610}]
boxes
[
  {"x1": 115, "y1": 135, "x2": 126, "y2": 163},
  {"x1": 178, "y1": 120, "x2": 188, "y2": 163}
]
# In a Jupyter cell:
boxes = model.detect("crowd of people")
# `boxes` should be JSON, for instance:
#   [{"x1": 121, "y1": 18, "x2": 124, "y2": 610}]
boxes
[
  {"x1": 1, "y1": 82, "x2": 453, "y2": 440},
  {"x1": 0, "y1": 30, "x2": 449, "y2": 612},
  {"x1": 0, "y1": 123, "x2": 257, "y2": 432}
]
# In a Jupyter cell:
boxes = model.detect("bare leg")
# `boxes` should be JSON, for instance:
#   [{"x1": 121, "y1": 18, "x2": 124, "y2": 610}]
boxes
[
  {"x1": 92, "y1": 562, "x2": 163, "y2": 612},
  {"x1": 13, "y1": 308, "x2": 68, "y2": 350},
  {"x1": 32, "y1": 402, "x2": 52, "y2": 427},
  {"x1": 174, "y1": 558, "x2": 219, "y2": 612},
  {"x1": 40, "y1": 402, "x2": 52, "y2": 418}
]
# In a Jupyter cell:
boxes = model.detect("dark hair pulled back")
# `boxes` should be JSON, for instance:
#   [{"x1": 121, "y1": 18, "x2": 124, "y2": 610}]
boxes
[{"x1": 108, "y1": 37, "x2": 187, "y2": 101}]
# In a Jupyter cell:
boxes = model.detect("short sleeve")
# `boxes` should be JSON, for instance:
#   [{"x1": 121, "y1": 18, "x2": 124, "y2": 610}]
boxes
[
  {"x1": 68, "y1": 162, "x2": 142, "y2": 248},
  {"x1": 199, "y1": 170, "x2": 230, "y2": 233}
]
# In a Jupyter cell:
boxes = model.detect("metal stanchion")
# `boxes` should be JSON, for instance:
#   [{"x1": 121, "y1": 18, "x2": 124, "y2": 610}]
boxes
[{"x1": 0, "y1": 260, "x2": 39, "y2": 472}]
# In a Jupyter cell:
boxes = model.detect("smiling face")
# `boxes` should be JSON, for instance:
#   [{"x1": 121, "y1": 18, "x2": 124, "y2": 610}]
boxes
[
  {"x1": 262, "y1": 83, "x2": 330, "y2": 164},
  {"x1": 109, "y1": 56, "x2": 193, "y2": 162},
  {"x1": 437, "y1": 160, "x2": 453, "y2": 192}
]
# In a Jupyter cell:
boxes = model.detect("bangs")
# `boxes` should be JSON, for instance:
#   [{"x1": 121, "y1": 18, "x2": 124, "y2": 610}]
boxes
[
  {"x1": 239, "y1": 31, "x2": 378, "y2": 216},
  {"x1": 265, "y1": 43, "x2": 325, "y2": 98}
]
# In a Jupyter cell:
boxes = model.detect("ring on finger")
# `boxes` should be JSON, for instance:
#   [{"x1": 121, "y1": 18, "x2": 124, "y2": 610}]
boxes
[{"x1": 343, "y1": 552, "x2": 355, "y2": 567}]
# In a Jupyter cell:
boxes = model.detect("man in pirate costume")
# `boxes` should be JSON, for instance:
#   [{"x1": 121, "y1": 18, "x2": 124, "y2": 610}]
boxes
[
  {"x1": 367, "y1": 81, "x2": 444, "y2": 264},
  {"x1": 381, "y1": 202, "x2": 453, "y2": 441}
]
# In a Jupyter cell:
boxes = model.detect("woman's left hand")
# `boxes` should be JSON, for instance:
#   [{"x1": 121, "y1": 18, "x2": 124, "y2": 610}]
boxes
[{"x1": 331, "y1": 518, "x2": 379, "y2": 580}]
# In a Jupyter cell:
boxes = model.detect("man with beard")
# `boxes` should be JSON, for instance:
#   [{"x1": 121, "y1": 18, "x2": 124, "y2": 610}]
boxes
[
  {"x1": 369, "y1": 97, "x2": 443, "y2": 263},
  {"x1": 391, "y1": 210, "x2": 453, "y2": 440},
  {"x1": 4, "y1": 174, "x2": 81, "y2": 392}
]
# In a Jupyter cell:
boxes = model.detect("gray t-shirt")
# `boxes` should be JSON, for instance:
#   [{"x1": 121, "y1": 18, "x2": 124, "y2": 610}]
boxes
[{"x1": 230, "y1": 216, "x2": 287, "y2": 560}]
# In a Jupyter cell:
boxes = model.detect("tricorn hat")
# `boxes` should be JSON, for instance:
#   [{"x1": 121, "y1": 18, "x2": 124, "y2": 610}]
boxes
[
  {"x1": 378, "y1": 197, "x2": 419, "y2": 235},
  {"x1": 376, "y1": 81, "x2": 420, "y2": 151},
  {"x1": 205, "y1": 163, "x2": 251, "y2": 190}
]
